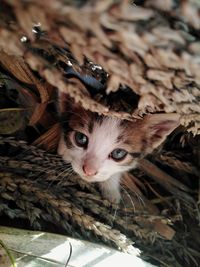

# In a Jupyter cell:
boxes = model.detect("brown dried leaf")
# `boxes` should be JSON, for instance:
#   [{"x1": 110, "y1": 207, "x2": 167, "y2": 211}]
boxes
[
  {"x1": 153, "y1": 219, "x2": 175, "y2": 240},
  {"x1": 0, "y1": 108, "x2": 25, "y2": 134},
  {"x1": 29, "y1": 102, "x2": 48, "y2": 126},
  {"x1": 33, "y1": 123, "x2": 61, "y2": 151},
  {"x1": 0, "y1": 51, "x2": 36, "y2": 84},
  {"x1": 0, "y1": 29, "x2": 24, "y2": 56},
  {"x1": 0, "y1": 51, "x2": 50, "y2": 103},
  {"x1": 139, "y1": 159, "x2": 194, "y2": 201},
  {"x1": 122, "y1": 173, "x2": 159, "y2": 215}
]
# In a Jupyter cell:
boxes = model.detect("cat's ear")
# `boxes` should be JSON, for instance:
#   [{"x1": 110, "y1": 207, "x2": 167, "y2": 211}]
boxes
[{"x1": 141, "y1": 113, "x2": 180, "y2": 153}]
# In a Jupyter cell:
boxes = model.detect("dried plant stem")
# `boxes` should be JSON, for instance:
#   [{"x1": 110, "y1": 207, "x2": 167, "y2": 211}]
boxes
[{"x1": 0, "y1": 239, "x2": 16, "y2": 267}]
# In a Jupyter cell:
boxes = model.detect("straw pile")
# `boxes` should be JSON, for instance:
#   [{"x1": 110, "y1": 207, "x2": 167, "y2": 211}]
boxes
[{"x1": 0, "y1": 1, "x2": 199, "y2": 266}]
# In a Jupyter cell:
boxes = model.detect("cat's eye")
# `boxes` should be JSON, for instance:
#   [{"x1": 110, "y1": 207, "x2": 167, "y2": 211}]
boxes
[
  {"x1": 110, "y1": 149, "x2": 128, "y2": 161},
  {"x1": 74, "y1": 131, "x2": 88, "y2": 147}
]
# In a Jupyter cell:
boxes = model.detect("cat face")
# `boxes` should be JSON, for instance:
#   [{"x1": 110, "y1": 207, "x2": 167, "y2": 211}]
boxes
[
  {"x1": 58, "y1": 113, "x2": 139, "y2": 182},
  {"x1": 58, "y1": 95, "x2": 180, "y2": 183}
]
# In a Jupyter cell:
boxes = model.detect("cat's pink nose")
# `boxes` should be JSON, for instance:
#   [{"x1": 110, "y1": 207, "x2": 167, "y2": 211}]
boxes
[{"x1": 82, "y1": 164, "x2": 97, "y2": 176}]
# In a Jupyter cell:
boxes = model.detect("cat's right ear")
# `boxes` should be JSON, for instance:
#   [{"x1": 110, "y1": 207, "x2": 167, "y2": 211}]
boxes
[{"x1": 140, "y1": 113, "x2": 180, "y2": 154}]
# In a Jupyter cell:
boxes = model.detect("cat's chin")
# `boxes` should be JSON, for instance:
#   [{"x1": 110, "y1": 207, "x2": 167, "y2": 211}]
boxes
[{"x1": 79, "y1": 175, "x2": 110, "y2": 183}]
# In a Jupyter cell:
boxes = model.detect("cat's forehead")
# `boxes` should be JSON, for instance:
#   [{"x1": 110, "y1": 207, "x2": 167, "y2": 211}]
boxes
[
  {"x1": 69, "y1": 111, "x2": 125, "y2": 142},
  {"x1": 86, "y1": 116, "x2": 125, "y2": 156},
  {"x1": 91, "y1": 116, "x2": 122, "y2": 140},
  {"x1": 85, "y1": 114, "x2": 144, "y2": 153},
  {"x1": 73, "y1": 111, "x2": 122, "y2": 136}
]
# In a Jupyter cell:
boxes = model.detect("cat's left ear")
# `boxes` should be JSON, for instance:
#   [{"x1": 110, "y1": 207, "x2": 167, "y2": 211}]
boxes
[{"x1": 141, "y1": 113, "x2": 180, "y2": 153}]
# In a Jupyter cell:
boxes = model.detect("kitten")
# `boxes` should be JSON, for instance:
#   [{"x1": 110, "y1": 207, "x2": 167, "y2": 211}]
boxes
[{"x1": 57, "y1": 94, "x2": 180, "y2": 203}]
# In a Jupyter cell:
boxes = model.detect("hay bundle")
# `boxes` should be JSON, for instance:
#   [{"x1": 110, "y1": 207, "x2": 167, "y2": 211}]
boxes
[{"x1": 0, "y1": 0, "x2": 200, "y2": 266}]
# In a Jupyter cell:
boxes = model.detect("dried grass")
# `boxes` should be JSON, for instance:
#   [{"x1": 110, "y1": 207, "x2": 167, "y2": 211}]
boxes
[{"x1": 0, "y1": 1, "x2": 200, "y2": 266}]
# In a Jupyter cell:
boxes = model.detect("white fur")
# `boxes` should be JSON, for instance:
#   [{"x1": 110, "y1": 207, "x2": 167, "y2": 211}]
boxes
[
  {"x1": 58, "y1": 117, "x2": 137, "y2": 203},
  {"x1": 99, "y1": 173, "x2": 122, "y2": 203}
]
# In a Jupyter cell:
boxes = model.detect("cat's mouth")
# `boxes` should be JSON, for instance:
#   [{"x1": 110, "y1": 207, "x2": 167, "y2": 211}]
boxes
[{"x1": 80, "y1": 175, "x2": 96, "y2": 183}]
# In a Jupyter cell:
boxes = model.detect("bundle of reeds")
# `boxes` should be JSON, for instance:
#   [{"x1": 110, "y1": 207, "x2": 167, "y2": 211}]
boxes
[{"x1": 0, "y1": 1, "x2": 199, "y2": 266}]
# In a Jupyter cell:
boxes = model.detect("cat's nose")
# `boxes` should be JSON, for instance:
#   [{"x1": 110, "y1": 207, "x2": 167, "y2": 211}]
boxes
[{"x1": 82, "y1": 164, "x2": 97, "y2": 176}]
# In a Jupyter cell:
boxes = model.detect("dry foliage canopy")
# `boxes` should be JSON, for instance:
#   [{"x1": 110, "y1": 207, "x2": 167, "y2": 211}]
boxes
[
  {"x1": 0, "y1": 0, "x2": 200, "y2": 136},
  {"x1": 0, "y1": 1, "x2": 200, "y2": 267}
]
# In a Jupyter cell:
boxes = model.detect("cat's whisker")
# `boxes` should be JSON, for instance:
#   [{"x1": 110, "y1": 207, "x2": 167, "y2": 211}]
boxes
[
  {"x1": 67, "y1": 174, "x2": 76, "y2": 183},
  {"x1": 32, "y1": 166, "x2": 68, "y2": 185},
  {"x1": 119, "y1": 192, "x2": 129, "y2": 231},
  {"x1": 66, "y1": 170, "x2": 74, "y2": 176},
  {"x1": 134, "y1": 191, "x2": 146, "y2": 208},
  {"x1": 121, "y1": 185, "x2": 135, "y2": 212},
  {"x1": 110, "y1": 205, "x2": 118, "y2": 227},
  {"x1": 46, "y1": 179, "x2": 56, "y2": 190},
  {"x1": 47, "y1": 168, "x2": 71, "y2": 190},
  {"x1": 63, "y1": 170, "x2": 75, "y2": 181},
  {"x1": 48, "y1": 166, "x2": 72, "y2": 185},
  {"x1": 56, "y1": 168, "x2": 73, "y2": 181},
  {"x1": 130, "y1": 191, "x2": 146, "y2": 207},
  {"x1": 33, "y1": 169, "x2": 52, "y2": 183},
  {"x1": 57, "y1": 168, "x2": 76, "y2": 186},
  {"x1": 43, "y1": 165, "x2": 65, "y2": 175}
]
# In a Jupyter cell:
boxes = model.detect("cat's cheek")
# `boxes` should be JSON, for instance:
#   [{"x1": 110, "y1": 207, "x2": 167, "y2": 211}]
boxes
[
  {"x1": 59, "y1": 143, "x2": 81, "y2": 165},
  {"x1": 57, "y1": 135, "x2": 66, "y2": 156},
  {"x1": 62, "y1": 151, "x2": 73, "y2": 163},
  {"x1": 100, "y1": 161, "x2": 125, "y2": 178},
  {"x1": 71, "y1": 163, "x2": 81, "y2": 176}
]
